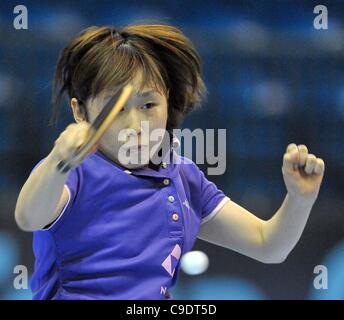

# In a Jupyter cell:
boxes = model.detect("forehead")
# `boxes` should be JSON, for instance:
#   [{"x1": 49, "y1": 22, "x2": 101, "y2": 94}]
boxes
[
  {"x1": 89, "y1": 69, "x2": 167, "y2": 109},
  {"x1": 101, "y1": 87, "x2": 162, "y2": 103},
  {"x1": 111, "y1": 68, "x2": 163, "y2": 93},
  {"x1": 105, "y1": 81, "x2": 165, "y2": 101},
  {"x1": 128, "y1": 70, "x2": 166, "y2": 97}
]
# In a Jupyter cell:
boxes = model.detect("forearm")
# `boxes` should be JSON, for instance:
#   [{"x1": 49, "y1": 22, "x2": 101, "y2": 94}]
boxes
[
  {"x1": 261, "y1": 193, "x2": 315, "y2": 262},
  {"x1": 15, "y1": 152, "x2": 68, "y2": 230}
]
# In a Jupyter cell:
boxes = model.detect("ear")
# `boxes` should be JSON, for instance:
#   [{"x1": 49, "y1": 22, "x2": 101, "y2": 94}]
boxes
[{"x1": 70, "y1": 98, "x2": 86, "y2": 123}]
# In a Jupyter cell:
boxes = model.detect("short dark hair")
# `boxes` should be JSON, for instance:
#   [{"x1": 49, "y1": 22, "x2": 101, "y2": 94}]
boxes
[{"x1": 51, "y1": 24, "x2": 207, "y2": 131}]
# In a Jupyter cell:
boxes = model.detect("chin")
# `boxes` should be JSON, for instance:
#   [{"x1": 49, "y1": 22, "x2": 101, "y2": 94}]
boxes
[
  {"x1": 120, "y1": 161, "x2": 148, "y2": 170},
  {"x1": 117, "y1": 151, "x2": 151, "y2": 170}
]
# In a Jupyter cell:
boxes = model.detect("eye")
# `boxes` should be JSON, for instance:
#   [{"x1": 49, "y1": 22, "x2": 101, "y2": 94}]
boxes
[{"x1": 141, "y1": 103, "x2": 157, "y2": 110}]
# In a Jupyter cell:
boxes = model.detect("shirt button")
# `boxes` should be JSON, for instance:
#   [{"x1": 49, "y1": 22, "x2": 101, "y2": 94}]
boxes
[
  {"x1": 163, "y1": 178, "x2": 170, "y2": 186},
  {"x1": 172, "y1": 213, "x2": 179, "y2": 221},
  {"x1": 162, "y1": 162, "x2": 168, "y2": 169},
  {"x1": 168, "y1": 195, "x2": 175, "y2": 203}
]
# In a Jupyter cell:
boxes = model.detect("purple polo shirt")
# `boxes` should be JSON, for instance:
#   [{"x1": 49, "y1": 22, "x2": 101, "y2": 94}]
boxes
[{"x1": 30, "y1": 147, "x2": 229, "y2": 300}]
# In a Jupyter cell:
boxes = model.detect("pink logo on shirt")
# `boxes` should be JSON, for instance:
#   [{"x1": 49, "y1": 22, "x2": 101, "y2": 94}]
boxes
[{"x1": 161, "y1": 244, "x2": 181, "y2": 277}]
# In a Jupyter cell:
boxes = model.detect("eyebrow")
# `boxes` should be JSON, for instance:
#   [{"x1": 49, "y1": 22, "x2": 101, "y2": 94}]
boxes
[
  {"x1": 104, "y1": 90, "x2": 157, "y2": 102},
  {"x1": 137, "y1": 90, "x2": 156, "y2": 98}
]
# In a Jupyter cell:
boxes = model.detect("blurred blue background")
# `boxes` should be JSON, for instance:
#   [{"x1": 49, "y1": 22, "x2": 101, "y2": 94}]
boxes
[{"x1": 0, "y1": 0, "x2": 343, "y2": 299}]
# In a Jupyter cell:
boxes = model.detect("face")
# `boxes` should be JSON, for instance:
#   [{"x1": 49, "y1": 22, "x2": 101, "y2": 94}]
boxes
[{"x1": 72, "y1": 72, "x2": 168, "y2": 169}]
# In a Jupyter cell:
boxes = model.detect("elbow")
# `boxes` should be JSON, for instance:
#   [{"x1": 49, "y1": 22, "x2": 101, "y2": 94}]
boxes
[
  {"x1": 259, "y1": 251, "x2": 289, "y2": 264},
  {"x1": 258, "y1": 222, "x2": 289, "y2": 264},
  {"x1": 261, "y1": 255, "x2": 287, "y2": 264},
  {"x1": 14, "y1": 194, "x2": 33, "y2": 231},
  {"x1": 15, "y1": 208, "x2": 36, "y2": 232}
]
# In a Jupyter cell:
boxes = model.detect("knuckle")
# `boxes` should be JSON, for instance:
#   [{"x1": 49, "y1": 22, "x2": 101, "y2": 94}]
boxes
[
  {"x1": 78, "y1": 122, "x2": 91, "y2": 133},
  {"x1": 79, "y1": 121, "x2": 90, "y2": 128},
  {"x1": 67, "y1": 123, "x2": 77, "y2": 130},
  {"x1": 65, "y1": 142, "x2": 75, "y2": 152},
  {"x1": 298, "y1": 144, "x2": 308, "y2": 152},
  {"x1": 308, "y1": 154, "x2": 316, "y2": 161},
  {"x1": 318, "y1": 158, "x2": 325, "y2": 168}
]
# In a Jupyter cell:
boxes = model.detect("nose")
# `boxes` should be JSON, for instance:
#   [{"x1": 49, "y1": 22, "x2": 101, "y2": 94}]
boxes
[{"x1": 124, "y1": 108, "x2": 142, "y2": 137}]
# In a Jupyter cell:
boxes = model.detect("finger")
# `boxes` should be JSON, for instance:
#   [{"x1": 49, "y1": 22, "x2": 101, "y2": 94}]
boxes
[
  {"x1": 286, "y1": 144, "x2": 299, "y2": 170},
  {"x1": 75, "y1": 127, "x2": 90, "y2": 149},
  {"x1": 304, "y1": 154, "x2": 317, "y2": 174},
  {"x1": 283, "y1": 152, "x2": 294, "y2": 172},
  {"x1": 74, "y1": 132, "x2": 93, "y2": 162},
  {"x1": 286, "y1": 143, "x2": 298, "y2": 153},
  {"x1": 314, "y1": 158, "x2": 325, "y2": 175},
  {"x1": 289, "y1": 146, "x2": 300, "y2": 170},
  {"x1": 297, "y1": 144, "x2": 308, "y2": 167},
  {"x1": 62, "y1": 129, "x2": 80, "y2": 152}
]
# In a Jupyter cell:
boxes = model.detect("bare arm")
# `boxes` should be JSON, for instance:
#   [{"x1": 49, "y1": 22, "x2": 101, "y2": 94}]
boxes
[
  {"x1": 198, "y1": 199, "x2": 268, "y2": 262},
  {"x1": 198, "y1": 194, "x2": 314, "y2": 263},
  {"x1": 15, "y1": 122, "x2": 94, "y2": 231},
  {"x1": 15, "y1": 153, "x2": 70, "y2": 231},
  {"x1": 198, "y1": 143, "x2": 325, "y2": 264}
]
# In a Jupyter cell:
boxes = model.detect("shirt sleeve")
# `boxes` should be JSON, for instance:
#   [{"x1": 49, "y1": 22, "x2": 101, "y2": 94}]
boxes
[
  {"x1": 180, "y1": 157, "x2": 230, "y2": 225},
  {"x1": 29, "y1": 158, "x2": 80, "y2": 232},
  {"x1": 197, "y1": 168, "x2": 230, "y2": 224}
]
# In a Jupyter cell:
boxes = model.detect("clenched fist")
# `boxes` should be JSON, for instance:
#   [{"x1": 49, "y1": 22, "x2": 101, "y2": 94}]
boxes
[
  {"x1": 50, "y1": 122, "x2": 98, "y2": 172},
  {"x1": 282, "y1": 143, "x2": 325, "y2": 202}
]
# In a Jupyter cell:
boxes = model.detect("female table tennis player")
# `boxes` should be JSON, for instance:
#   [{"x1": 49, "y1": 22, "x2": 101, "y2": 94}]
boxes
[{"x1": 15, "y1": 24, "x2": 325, "y2": 300}]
